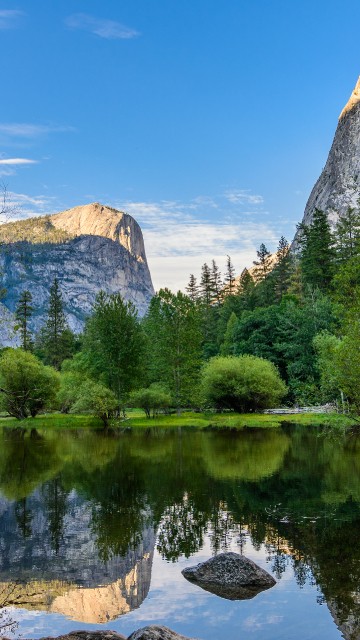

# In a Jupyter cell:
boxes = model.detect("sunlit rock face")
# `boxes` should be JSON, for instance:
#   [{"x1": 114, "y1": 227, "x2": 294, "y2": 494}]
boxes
[
  {"x1": 294, "y1": 77, "x2": 360, "y2": 243},
  {"x1": 0, "y1": 203, "x2": 154, "y2": 334},
  {"x1": 50, "y1": 556, "x2": 153, "y2": 623},
  {"x1": 0, "y1": 554, "x2": 153, "y2": 623}
]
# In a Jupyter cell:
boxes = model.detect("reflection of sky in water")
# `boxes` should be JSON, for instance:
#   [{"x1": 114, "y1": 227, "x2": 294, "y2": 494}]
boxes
[{"x1": 8, "y1": 536, "x2": 341, "y2": 640}]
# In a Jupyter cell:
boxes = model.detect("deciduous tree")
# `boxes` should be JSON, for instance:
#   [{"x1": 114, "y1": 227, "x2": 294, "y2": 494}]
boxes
[
  {"x1": 0, "y1": 349, "x2": 59, "y2": 419},
  {"x1": 201, "y1": 355, "x2": 287, "y2": 412},
  {"x1": 144, "y1": 289, "x2": 202, "y2": 411},
  {"x1": 71, "y1": 380, "x2": 118, "y2": 428},
  {"x1": 82, "y1": 291, "x2": 145, "y2": 404},
  {"x1": 129, "y1": 384, "x2": 172, "y2": 418}
]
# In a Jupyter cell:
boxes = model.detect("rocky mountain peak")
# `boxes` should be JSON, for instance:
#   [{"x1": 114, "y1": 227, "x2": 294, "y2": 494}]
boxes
[
  {"x1": 0, "y1": 203, "x2": 154, "y2": 336},
  {"x1": 51, "y1": 202, "x2": 145, "y2": 261},
  {"x1": 294, "y1": 76, "x2": 360, "y2": 242},
  {"x1": 339, "y1": 76, "x2": 360, "y2": 120}
]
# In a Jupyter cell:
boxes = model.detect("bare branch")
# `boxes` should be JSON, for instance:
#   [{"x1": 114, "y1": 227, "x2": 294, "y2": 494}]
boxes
[{"x1": 0, "y1": 183, "x2": 18, "y2": 224}]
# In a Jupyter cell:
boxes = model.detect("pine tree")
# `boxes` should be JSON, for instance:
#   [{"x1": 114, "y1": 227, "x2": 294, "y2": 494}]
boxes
[
  {"x1": 297, "y1": 208, "x2": 336, "y2": 291},
  {"x1": 186, "y1": 274, "x2": 200, "y2": 302},
  {"x1": 224, "y1": 255, "x2": 236, "y2": 295},
  {"x1": 15, "y1": 290, "x2": 33, "y2": 351},
  {"x1": 252, "y1": 244, "x2": 275, "y2": 307},
  {"x1": 237, "y1": 268, "x2": 256, "y2": 310},
  {"x1": 334, "y1": 205, "x2": 360, "y2": 263},
  {"x1": 198, "y1": 264, "x2": 220, "y2": 359},
  {"x1": 253, "y1": 243, "x2": 271, "y2": 281},
  {"x1": 287, "y1": 260, "x2": 304, "y2": 300},
  {"x1": 36, "y1": 277, "x2": 75, "y2": 369},
  {"x1": 276, "y1": 235, "x2": 289, "y2": 261},
  {"x1": 210, "y1": 260, "x2": 223, "y2": 304},
  {"x1": 273, "y1": 236, "x2": 292, "y2": 301},
  {"x1": 200, "y1": 263, "x2": 213, "y2": 305}
]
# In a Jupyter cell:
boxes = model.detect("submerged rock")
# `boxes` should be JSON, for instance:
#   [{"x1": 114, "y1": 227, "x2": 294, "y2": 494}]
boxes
[
  {"x1": 182, "y1": 551, "x2": 276, "y2": 600},
  {"x1": 127, "y1": 628, "x2": 197, "y2": 640}
]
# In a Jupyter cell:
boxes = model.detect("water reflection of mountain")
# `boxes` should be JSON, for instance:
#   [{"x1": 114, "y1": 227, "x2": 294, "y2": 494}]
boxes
[
  {"x1": 0, "y1": 552, "x2": 153, "y2": 623},
  {"x1": 0, "y1": 489, "x2": 155, "y2": 622}
]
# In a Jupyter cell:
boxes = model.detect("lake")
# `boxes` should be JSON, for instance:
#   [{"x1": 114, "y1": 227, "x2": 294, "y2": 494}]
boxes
[{"x1": 0, "y1": 423, "x2": 358, "y2": 639}]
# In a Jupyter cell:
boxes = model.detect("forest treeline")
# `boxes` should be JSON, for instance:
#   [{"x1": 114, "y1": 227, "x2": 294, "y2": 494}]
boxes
[{"x1": 2, "y1": 205, "x2": 360, "y2": 422}]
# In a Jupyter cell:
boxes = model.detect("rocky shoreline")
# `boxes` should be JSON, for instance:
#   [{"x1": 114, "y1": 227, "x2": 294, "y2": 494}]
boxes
[{"x1": 1, "y1": 627, "x2": 197, "y2": 640}]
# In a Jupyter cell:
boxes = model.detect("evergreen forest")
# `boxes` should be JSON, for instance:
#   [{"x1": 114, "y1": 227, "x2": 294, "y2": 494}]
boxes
[{"x1": 2, "y1": 205, "x2": 360, "y2": 424}]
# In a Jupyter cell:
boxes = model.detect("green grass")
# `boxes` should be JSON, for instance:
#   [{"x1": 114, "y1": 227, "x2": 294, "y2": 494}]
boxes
[
  {"x1": 0, "y1": 413, "x2": 100, "y2": 429},
  {"x1": 123, "y1": 411, "x2": 353, "y2": 429},
  {"x1": 0, "y1": 410, "x2": 354, "y2": 430}
]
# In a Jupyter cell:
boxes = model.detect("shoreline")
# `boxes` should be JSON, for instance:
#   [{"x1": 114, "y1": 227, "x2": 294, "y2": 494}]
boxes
[{"x1": 0, "y1": 411, "x2": 353, "y2": 431}]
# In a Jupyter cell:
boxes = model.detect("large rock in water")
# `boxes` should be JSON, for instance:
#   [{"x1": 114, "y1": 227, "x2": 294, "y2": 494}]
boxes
[
  {"x1": 182, "y1": 552, "x2": 276, "y2": 600},
  {"x1": 127, "y1": 627, "x2": 198, "y2": 640},
  {"x1": 294, "y1": 76, "x2": 360, "y2": 243},
  {"x1": 0, "y1": 202, "x2": 154, "y2": 334},
  {"x1": 38, "y1": 634, "x2": 127, "y2": 640}
]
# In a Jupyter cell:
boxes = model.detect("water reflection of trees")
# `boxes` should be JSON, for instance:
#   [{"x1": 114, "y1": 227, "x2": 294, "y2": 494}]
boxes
[
  {"x1": 0, "y1": 425, "x2": 360, "y2": 633},
  {"x1": 202, "y1": 429, "x2": 290, "y2": 481}
]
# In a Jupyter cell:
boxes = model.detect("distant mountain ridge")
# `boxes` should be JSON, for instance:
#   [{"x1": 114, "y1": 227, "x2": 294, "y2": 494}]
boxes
[{"x1": 0, "y1": 202, "x2": 154, "y2": 335}]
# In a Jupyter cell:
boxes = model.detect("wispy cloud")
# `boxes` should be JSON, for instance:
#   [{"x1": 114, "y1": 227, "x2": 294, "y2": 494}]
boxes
[
  {"x1": 0, "y1": 158, "x2": 37, "y2": 165},
  {"x1": 0, "y1": 9, "x2": 24, "y2": 29},
  {"x1": 115, "y1": 198, "x2": 277, "y2": 291},
  {"x1": 0, "y1": 158, "x2": 38, "y2": 177},
  {"x1": 7, "y1": 192, "x2": 57, "y2": 219},
  {"x1": 65, "y1": 13, "x2": 140, "y2": 39},
  {"x1": 191, "y1": 195, "x2": 218, "y2": 209},
  {"x1": 2, "y1": 188, "x2": 276, "y2": 291},
  {"x1": 0, "y1": 123, "x2": 75, "y2": 138},
  {"x1": 224, "y1": 189, "x2": 264, "y2": 205},
  {"x1": 0, "y1": 168, "x2": 15, "y2": 177}
]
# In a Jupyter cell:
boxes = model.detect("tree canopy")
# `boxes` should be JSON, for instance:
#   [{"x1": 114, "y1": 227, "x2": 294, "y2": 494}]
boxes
[
  {"x1": 201, "y1": 355, "x2": 287, "y2": 412},
  {"x1": 0, "y1": 349, "x2": 59, "y2": 419},
  {"x1": 81, "y1": 291, "x2": 145, "y2": 404}
]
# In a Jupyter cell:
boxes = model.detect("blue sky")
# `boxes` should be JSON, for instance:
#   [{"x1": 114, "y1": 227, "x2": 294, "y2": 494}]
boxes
[{"x1": 1, "y1": 0, "x2": 360, "y2": 290}]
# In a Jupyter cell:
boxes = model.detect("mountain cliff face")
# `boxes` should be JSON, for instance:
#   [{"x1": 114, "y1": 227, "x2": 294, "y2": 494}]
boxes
[
  {"x1": 296, "y1": 77, "x2": 360, "y2": 238},
  {"x1": 0, "y1": 203, "x2": 154, "y2": 333}
]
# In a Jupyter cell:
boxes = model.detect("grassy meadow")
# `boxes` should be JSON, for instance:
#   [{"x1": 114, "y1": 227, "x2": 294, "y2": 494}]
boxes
[{"x1": 0, "y1": 410, "x2": 353, "y2": 430}]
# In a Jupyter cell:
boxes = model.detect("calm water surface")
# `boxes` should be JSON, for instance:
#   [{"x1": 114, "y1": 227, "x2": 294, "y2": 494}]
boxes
[{"x1": 0, "y1": 423, "x2": 358, "y2": 639}]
